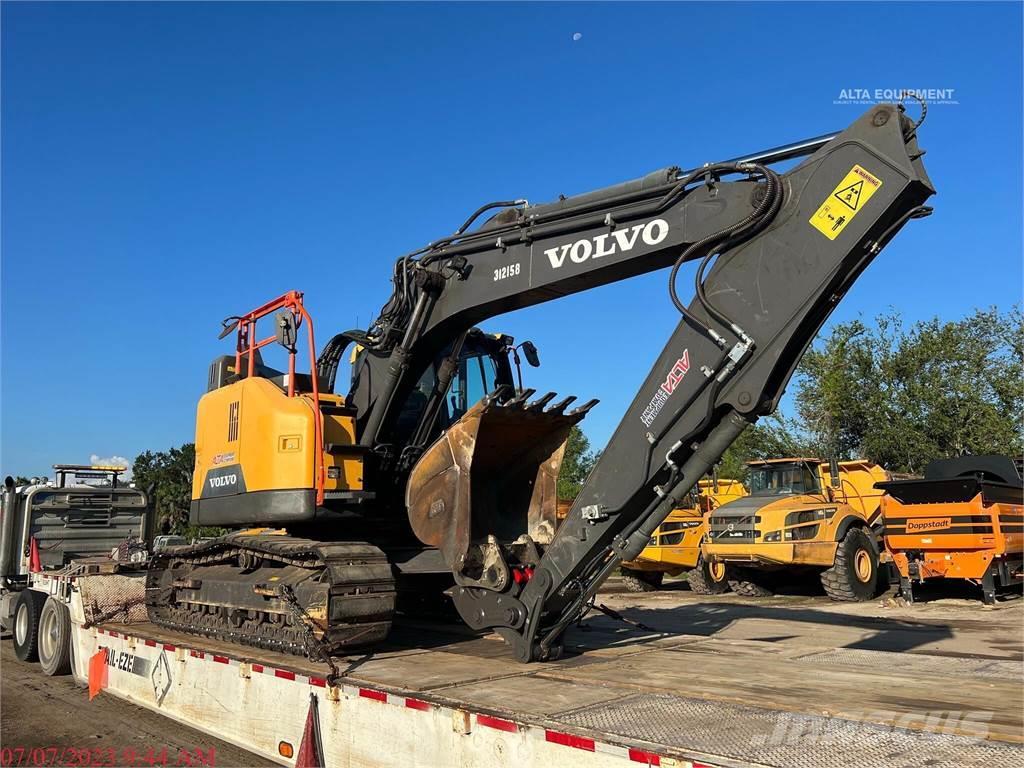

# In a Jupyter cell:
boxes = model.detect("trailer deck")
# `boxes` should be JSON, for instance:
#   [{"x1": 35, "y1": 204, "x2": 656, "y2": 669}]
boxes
[{"x1": 57, "y1": 572, "x2": 1023, "y2": 768}]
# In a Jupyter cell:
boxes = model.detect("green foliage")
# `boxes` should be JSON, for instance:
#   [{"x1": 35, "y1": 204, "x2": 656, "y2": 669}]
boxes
[
  {"x1": 13, "y1": 476, "x2": 33, "y2": 486},
  {"x1": 133, "y1": 444, "x2": 198, "y2": 534},
  {"x1": 794, "y1": 307, "x2": 1022, "y2": 474},
  {"x1": 558, "y1": 425, "x2": 599, "y2": 501},
  {"x1": 717, "y1": 414, "x2": 814, "y2": 481}
]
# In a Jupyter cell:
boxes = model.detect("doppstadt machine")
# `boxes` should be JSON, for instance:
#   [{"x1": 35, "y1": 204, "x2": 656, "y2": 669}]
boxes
[{"x1": 877, "y1": 455, "x2": 1023, "y2": 604}]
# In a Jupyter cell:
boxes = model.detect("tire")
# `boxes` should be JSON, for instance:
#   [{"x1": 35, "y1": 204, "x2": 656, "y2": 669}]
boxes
[
  {"x1": 687, "y1": 555, "x2": 731, "y2": 595},
  {"x1": 38, "y1": 598, "x2": 72, "y2": 676},
  {"x1": 621, "y1": 568, "x2": 664, "y2": 592},
  {"x1": 728, "y1": 568, "x2": 774, "y2": 597},
  {"x1": 12, "y1": 589, "x2": 46, "y2": 663},
  {"x1": 821, "y1": 527, "x2": 879, "y2": 602}
]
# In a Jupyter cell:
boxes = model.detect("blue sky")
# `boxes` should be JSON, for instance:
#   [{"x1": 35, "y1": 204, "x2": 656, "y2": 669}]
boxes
[{"x1": 2, "y1": 2, "x2": 1021, "y2": 477}]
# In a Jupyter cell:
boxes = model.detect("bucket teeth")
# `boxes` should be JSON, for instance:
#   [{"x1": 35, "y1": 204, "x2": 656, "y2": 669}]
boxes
[
  {"x1": 527, "y1": 392, "x2": 557, "y2": 412},
  {"x1": 569, "y1": 398, "x2": 600, "y2": 417},
  {"x1": 485, "y1": 384, "x2": 515, "y2": 405},
  {"x1": 546, "y1": 395, "x2": 577, "y2": 415},
  {"x1": 504, "y1": 388, "x2": 536, "y2": 408}
]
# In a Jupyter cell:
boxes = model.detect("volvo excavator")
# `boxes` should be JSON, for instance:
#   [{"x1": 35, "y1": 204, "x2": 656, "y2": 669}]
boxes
[{"x1": 147, "y1": 101, "x2": 934, "y2": 663}]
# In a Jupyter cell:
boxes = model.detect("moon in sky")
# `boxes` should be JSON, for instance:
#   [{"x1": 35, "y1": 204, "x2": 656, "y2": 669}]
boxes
[{"x1": 572, "y1": 32, "x2": 582, "y2": 41}]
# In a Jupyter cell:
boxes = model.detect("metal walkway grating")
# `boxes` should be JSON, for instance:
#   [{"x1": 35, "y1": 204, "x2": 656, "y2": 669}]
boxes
[{"x1": 561, "y1": 693, "x2": 1022, "y2": 768}]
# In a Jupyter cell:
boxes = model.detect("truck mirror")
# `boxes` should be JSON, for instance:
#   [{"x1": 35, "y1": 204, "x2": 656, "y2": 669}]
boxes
[
  {"x1": 521, "y1": 341, "x2": 540, "y2": 367},
  {"x1": 275, "y1": 311, "x2": 298, "y2": 351},
  {"x1": 829, "y1": 457, "x2": 841, "y2": 488}
]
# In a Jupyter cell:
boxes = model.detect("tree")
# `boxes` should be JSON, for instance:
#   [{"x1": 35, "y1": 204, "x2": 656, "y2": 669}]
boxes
[
  {"x1": 716, "y1": 415, "x2": 814, "y2": 480},
  {"x1": 133, "y1": 444, "x2": 197, "y2": 534},
  {"x1": 794, "y1": 307, "x2": 1022, "y2": 474},
  {"x1": 558, "y1": 425, "x2": 599, "y2": 500}
]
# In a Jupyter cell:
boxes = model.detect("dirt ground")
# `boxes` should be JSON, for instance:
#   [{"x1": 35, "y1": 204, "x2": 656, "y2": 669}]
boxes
[
  {"x1": 0, "y1": 638, "x2": 275, "y2": 767},
  {"x1": 2, "y1": 578, "x2": 1021, "y2": 767}
]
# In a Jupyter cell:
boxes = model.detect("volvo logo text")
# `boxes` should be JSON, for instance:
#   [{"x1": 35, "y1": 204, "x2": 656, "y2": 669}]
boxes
[{"x1": 544, "y1": 219, "x2": 670, "y2": 269}]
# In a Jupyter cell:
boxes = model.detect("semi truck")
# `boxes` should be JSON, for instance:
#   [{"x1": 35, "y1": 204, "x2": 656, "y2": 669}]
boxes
[{"x1": 0, "y1": 465, "x2": 151, "y2": 672}]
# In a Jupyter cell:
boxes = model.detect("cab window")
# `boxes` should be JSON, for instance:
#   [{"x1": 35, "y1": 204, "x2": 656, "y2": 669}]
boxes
[{"x1": 747, "y1": 463, "x2": 819, "y2": 496}]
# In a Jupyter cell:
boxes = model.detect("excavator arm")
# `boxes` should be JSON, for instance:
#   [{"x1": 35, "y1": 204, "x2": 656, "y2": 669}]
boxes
[{"x1": 355, "y1": 103, "x2": 934, "y2": 661}]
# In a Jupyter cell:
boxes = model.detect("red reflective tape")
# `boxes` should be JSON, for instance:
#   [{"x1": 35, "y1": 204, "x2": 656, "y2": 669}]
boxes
[
  {"x1": 404, "y1": 698, "x2": 430, "y2": 711},
  {"x1": 190, "y1": 650, "x2": 204, "y2": 659},
  {"x1": 309, "y1": 677, "x2": 327, "y2": 688},
  {"x1": 274, "y1": 669, "x2": 296, "y2": 681},
  {"x1": 251, "y1": 664, "x2": 264, "y2": 673},
  {"x1": 212, "y1": 655, "x2": 229, "y2": 664},
  {"x1": 144, "y1": 640, "x2": 157, "y2": 647},
  {"x1": 477, "y1": 715, "x2": 518, "y2": 733},
  {"x1": 628, "y1": 748, "x2": 661, "y2": 766},
  {"x1": 359, "y1": 688, "x2": 387, "y2": 703},
  {"x1": 162, "y1": 644, "x2": 176, "y2": 652},
  {"x1": 545, "y1": 730, "x2": 595, "y2": 751},
  {"x1": 107, "y1": 631, "x2": 119, "y2": 638}
]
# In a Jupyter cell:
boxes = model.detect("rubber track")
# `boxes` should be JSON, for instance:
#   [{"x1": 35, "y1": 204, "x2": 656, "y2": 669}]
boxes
[{"x1": 146, "y1": 534, "x2": 396, "y2": 656}]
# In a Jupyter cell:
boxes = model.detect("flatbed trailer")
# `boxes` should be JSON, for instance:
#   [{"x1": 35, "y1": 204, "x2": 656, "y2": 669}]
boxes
[{"x1": 18, "y1": 569, "x2": 1024, "y2": 768}]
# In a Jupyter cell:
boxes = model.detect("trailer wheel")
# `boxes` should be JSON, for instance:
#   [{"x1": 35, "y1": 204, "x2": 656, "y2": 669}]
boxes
[
  {"x1": 821, "y1": 528, "x2": 878, "y2": 602},
  {"x1": 38, "y1": 597, "x2": 72, "y2": 676},
  {"x1": 621, "y1": 568, "x2": 663, "y2": 592},
  {"x1": 728, "y1": 568, "x2": 774, "y2": 597},
  {"x1": 687, "y1": 556, "x2": 731, "y2": 595},
  {"x1": 12, "y1": 589, "x2": 46, "y2": 662}
]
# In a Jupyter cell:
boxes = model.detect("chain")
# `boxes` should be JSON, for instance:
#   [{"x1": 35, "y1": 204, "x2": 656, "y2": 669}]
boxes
[
  {"x1": 83, "y1": 596, "x2": 146, "y2": 629},
  {"x1": 276, "y1": 585, "x2": 341, "y2": 683}
]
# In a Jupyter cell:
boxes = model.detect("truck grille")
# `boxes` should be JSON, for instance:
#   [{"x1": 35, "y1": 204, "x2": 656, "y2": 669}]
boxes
[{"x1": 709, "y1": 514, "x2": 760, "y2": 542}]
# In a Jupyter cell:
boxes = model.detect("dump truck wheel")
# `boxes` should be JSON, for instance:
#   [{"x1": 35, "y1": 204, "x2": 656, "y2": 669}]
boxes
[
  {"x1": 821, "y1": 528, "x2": 878, "y2": 602},
  {"x1": 728, "y1": 568, "x2": 774, "y2": 597},
  {"x1": 688, "y1": 556, "x2": 731, "y2": 595},
  {"x1": 621, "y1": 568, "x2": 664, "y2": 592},
  {"x1": 12, "y1": 589, "x2": 46, "y2": 663},
  {"x1": 38, "y1": 598, "x2": 72, "y2": 676}
]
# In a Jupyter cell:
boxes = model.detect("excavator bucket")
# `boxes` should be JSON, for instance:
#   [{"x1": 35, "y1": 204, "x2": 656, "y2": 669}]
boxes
[{"x1": 407, "y1": 387, "x2": 597, "y2": 574}]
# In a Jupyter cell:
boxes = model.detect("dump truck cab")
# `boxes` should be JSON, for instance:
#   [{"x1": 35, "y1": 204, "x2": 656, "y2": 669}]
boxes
[
  {"x1": 703, "y1": 458, "x2": 889, "y2": 600},
  {"x1": 620, "y1": 478, "x2": 746, "y2": 593}
]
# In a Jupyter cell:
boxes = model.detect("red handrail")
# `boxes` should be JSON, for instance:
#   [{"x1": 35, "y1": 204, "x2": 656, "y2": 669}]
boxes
[{"x1": 229, "y1": 290, "x2": 325, "y2": 505}]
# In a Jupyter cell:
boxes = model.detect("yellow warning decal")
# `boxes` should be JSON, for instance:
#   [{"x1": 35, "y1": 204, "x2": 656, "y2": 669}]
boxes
[{"x1": 809, "y1": 164, "x2": 883, "y2": 240}]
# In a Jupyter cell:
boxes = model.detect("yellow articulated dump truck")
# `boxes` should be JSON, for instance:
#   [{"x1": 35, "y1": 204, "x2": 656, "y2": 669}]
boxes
[
  {"x1": 620, "y1": 478, "x2": 746, "y2": 593},
  {"x1": 703, "y1": 458, "x2": 889, "y2": 600}
]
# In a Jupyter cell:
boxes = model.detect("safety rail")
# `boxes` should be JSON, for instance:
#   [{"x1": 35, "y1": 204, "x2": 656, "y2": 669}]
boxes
[{"x1": 225, "y1": 290, "x2": 325, "y2": 505}]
